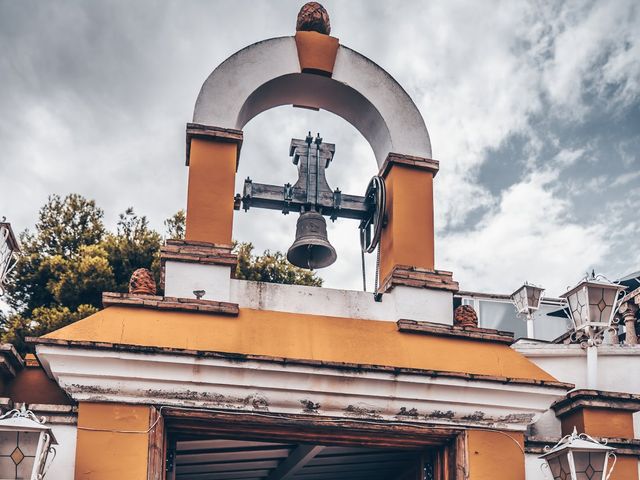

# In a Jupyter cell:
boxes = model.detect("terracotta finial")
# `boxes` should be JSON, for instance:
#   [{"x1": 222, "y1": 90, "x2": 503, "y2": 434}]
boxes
[
  {"x1": 129, "y1": 268, "x2": 157, "y2": 295},
  {"x1": 454, "y1": 305, "x2": 478, "y2": 328},
  {"x1": 296, "y1": 2, "x2": 331, "y2": 35}
]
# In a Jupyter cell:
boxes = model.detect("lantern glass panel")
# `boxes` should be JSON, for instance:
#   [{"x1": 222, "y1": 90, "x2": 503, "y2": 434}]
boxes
[
  {"x1": 547, "y1": 456, "x2": 562, "y2": 478},
  {"x1": 513, "y1": 288, "x2": 527, "y2": 313},
  {"x1": 559, "y1": 454, "x2": 572, "y2": 480},
  {"x1": 0, "y1": 432, "x2": 17, "y2": 455},
  {"x1": 527, "y1": 287, "x2": 542, "y2": 310},
  {"x1": 589, "y1": 286, "x2": 617, "y2": 325},
  {"x1": 568, "y1": 287, "x2": 589, "y2": 329},
  {"x1": 573, "y1": 450, "x2": 606, "y2": 479},
  {"x1": 0, "y1": 431, "x2": 40, "y2": 480}
]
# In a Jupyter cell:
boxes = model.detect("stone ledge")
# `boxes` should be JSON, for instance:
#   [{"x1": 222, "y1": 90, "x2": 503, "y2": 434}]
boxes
[
  {"x1": 186, "y1": 123, "x2": 243, "y2": 167},
  {"x1": 0, "y1": 344, "x2": 24, "y2": 379},
  {"x1": 160, "y1": 239, "x2": 237, "y2": 267},
  {"x1": 397, "y1": 319, "x2": 514, "y2": 345},
  {"x1": 552, "y1": 389, "x2": 640, "y2": 416},
  {"x1": 28, "y1": 337, "x2": 574, "y2": 390},
  {"x1": 379, "y1": 152, "x2": 440, "y2": 178},
  {"x1": 380, "y1": 265, "x2": 459, "y2": 294},
  {"x1": 102, "y1": 292, "x2": 239, "y2": 316},
  {"x1": 526, "y1": 436, "x2": 640, "y2": 456}
]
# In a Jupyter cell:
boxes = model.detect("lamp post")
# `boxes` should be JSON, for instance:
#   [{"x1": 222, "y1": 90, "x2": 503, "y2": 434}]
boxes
[
  {"x1": 0, "y1": 406, "x2": 57, "y2": 479},
  {"x1": 0, "y1": 218, "x2": 20, "y2": 296},
  {"x1": 540, "y1": 427, "x2": 616, "y2": 480},
  {"x1": 560, "y1": 273, "x2": 626, "y2": 389},
  {"x1": 511, "y1": 282, "x2": 545, "y2": 338}
]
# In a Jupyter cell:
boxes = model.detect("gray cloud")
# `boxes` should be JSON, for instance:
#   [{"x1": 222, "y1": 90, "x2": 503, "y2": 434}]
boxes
[{"x1": 0, "y1": 0, "x2": 638, "y2": 296}]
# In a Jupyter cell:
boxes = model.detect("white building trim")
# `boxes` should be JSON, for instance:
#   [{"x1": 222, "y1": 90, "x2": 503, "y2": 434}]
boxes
[{"x1": 36, "y1": 345, "x2": 568, "y2": 432}]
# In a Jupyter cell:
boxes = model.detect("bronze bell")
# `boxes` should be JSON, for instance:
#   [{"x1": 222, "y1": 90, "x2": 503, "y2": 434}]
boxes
[{"x1": 287, "y1": 210, "x2": 337, "y2": 269}]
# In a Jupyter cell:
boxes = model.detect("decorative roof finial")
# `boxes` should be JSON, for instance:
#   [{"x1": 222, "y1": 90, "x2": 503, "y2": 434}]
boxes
[
  {"x1": 296, "y1": 2, "x2": 331, "y2": 35},
  {"x1": 129, "y1": 268, "x2": 157, "y2": 295}
]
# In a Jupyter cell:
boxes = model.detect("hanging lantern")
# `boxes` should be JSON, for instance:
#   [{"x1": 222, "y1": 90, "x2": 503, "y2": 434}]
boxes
[
  {"x1": 0, "y1": 219, "x2": 20, "y2": 296},
  {"x1": 511, "y1": 282, "x2": 545, "y2": 317},
  {"x1": 540, "y1": 427, "x2": 616, "y2": 480},
  {"x1": 560, "y1": 275, "x2": 626, "y2": 336},
  {"x1": 0, "y1": 406, "x2": 57, "y2": 479}
]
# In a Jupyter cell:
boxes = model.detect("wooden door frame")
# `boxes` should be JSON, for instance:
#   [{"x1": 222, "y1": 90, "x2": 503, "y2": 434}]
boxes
[{"x1": 153, "y1": 407, "x2": 466, "y2": 480}]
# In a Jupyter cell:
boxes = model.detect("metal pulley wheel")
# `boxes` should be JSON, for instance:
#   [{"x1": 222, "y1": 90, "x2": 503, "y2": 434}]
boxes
[{"x1": 359, "y1": 175, "x2": 386, "y2": 254}]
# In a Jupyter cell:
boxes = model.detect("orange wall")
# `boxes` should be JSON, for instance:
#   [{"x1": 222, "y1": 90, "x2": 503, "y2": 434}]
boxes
[
  {"x1": 609, "y1": 456, "x2": 638, "y2": 480},
  {"x1": 561, "y1": 408, "x2": 634, "y2": 438},
  {"x1": 185, "y1": 138, "x2": 237, "y2": 245},
  {"x1": 294, "y1": 31, "x2": 339, "y2": 75},
  {"x1": 75, "y1": 403, "x2": 151, "y2": 480},
  {"x1": 467, "y1": 430, "x2": 524, "y2": 480},
  {"x1": 380, "y1": 164, "x2": 435, "y2": 283},
  {"x1": 45, "y1": 306, "x2": 558, "y2": 383}
]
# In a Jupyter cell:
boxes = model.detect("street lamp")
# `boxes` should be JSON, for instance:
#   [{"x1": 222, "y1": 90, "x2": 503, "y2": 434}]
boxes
[
  {"x1": 540, "y1": 427, "x2": 616, "y2": 480},
  {"x1": 0, "y1": 219, "x2": 20, "y2": 296},
  {"x1": 511, "y1": 282, "x2": 545, "y2": 338},
  {"x1": 0, "y1": 406, "x2": 57, "y2": 479},
  {"x1": 560, "y1": 273, "x2": 626, "y2": 388}
]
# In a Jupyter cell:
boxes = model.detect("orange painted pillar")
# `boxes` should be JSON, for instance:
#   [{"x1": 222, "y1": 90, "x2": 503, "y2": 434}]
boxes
[
  {"x1": 466, "y1": 430, "x2": 525, "y2": 480},
  {"x1": 74, "y1": 402, "x2": 153, "y2": 480},
  {"x1": 554, "y1": 390, "x2": 640, "y2": 480},
  {"x1": 378, "y1": 154, "x2": 439, "y2": 285},
  {"x1": 184, "y1": 124, "x2": 243, "y2": 245},
  {"x1": 560, "y1": 408, "x2": 638, "y2": 480}
]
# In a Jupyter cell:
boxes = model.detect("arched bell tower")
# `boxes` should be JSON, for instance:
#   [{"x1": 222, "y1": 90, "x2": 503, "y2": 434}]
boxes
[{"x1": 163, "y1": 2, "x2": 459, "y2": 321}]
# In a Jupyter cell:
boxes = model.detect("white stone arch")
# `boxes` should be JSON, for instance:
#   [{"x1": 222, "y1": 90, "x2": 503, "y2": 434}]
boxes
[{"x1": 193, "y1": 37, "x2": 432, "y2": 166}]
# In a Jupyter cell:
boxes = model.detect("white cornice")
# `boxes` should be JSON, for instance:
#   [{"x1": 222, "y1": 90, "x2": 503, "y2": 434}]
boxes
[{"x1": 37, "y1": 345, "x2": 568, "y2": 432}]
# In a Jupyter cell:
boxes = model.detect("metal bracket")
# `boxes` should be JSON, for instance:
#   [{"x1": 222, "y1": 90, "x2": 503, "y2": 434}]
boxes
[
  {"x1": 283, "y1": 183, "x2": 293, "y2": 215},
  {"x1": 331, "y1": 188, "x2": 342, "y2": 221},
  {"x1": 242, "y1": 177, "x2": 253, "y2": 212}
]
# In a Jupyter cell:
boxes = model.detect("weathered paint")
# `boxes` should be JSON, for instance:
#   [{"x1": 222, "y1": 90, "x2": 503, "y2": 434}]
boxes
[
  {"x1": 37, "y1": 344, "x2": 567, "y2": 433},
  {"x1": 467, "y1": 430, "x2": 525, "y2": 480},
  {"x1": 294, "y1": 31, "x2": 339, "y2": 75},
  {"x1": 75, "y1": 402, "x2": 152, "y2": 480},
  {"x1": 380, "y1": 163, "x2": 435, "y2": 282},
  {"x1": 44, "y1": 306, "x2": 557, "y2": 382},
  {"x1": 185, "y1": 138, "x2": 237, "y2": 245}
]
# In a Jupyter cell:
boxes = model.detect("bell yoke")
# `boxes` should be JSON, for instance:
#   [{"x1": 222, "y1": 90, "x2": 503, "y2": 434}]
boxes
[{"x1": 239, "y1": 132, "x2": 385, "y2": 270}]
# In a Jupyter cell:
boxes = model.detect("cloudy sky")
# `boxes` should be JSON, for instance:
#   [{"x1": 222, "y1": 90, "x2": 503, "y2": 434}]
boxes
[{"x1": 0, "y1": 0, "x2": 638, "y2": 297}]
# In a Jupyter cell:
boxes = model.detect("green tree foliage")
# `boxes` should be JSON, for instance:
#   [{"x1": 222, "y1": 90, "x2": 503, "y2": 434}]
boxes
[
  {"x1": 1, "y1": 195, "x2": 161, "y2": 353},
  {"x1": 234, "y1": 242, "x2": 322, "y2": 287},
  {"x1": 164, "y1": 209, "x2": 186, "y2": 240},
  {"x1": 102, "y1": 208, "x2": 162, "y2": 291},
  {"x1": 0, "y1": 198, "x2": 321, "y2": 353}
]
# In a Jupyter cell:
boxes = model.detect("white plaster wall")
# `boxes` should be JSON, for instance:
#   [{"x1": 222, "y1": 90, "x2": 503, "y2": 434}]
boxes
[
  {"x1": 513, "y1": 341, "x2": 640, "y2": 393},
  {"x1": 45, "y1": 423, "x2": 76, "y2": 479},
  {"x1": 164, "y1": 261, "x2": 231, "y2": 302},
  {"x1": 230, "y1": 279, "x2": 453, "y2": 324},
  {"x1": 525, "y1": 453, "x2": 547, "y2": 480}
]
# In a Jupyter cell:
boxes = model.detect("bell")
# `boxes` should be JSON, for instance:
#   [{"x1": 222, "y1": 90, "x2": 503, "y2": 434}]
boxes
[{"x1": 287, "y1": 210, "x2": 337, "y2": 269}]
